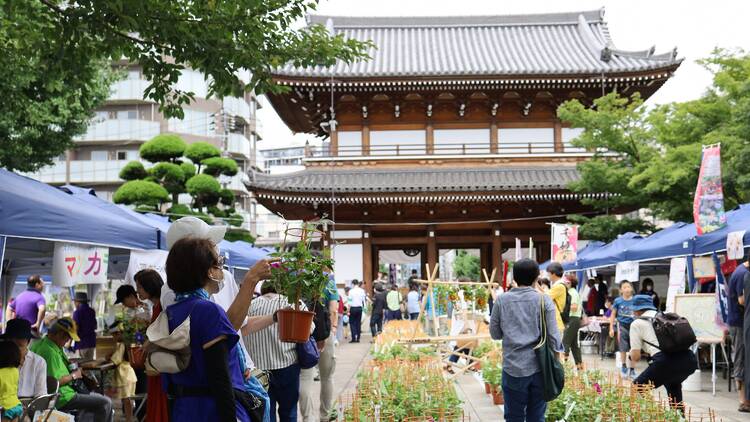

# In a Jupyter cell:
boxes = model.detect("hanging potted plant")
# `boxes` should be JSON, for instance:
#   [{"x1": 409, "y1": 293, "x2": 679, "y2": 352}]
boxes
[
  {"x1": 474, "y1": 287, "x2": 489, "y2": 310},
  {"x1": 269, "y1": 221, "x2": 335, "y2": 343}
]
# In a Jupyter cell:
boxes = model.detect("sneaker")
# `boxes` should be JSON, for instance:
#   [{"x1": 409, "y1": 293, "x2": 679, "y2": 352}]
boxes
[
  {"x1": 629, "y1": 369, "x2": 638, "y2": 380},
  {"x1": 620, "y1": 367, "x2": 628, "y2": 379}
]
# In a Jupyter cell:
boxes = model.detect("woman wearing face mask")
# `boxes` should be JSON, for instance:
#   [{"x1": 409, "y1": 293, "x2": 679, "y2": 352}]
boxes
[
  {"x1": 639, "y1": 278, "x2": 661, "y2": 310},
  {"x1": 163, "y1": 237, "x2": 271, "y2": 422},
  {"x1": 134, "y1": 269, "x2": 168, "y2": 422}
]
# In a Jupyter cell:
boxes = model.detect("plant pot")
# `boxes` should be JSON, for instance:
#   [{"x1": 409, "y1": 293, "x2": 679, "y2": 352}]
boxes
[
  {"x1": 484, "y1": 382, "x2": 491, "y2": 394},
  {"x1": 470, "y1": 360, "x2": 481, "y2": 371},
  {"x1": 491, "y1": 389, "x2": 504, "y2": 405},
  {"x1": 276, "y1": 308, "x2": 315, "y2": 343}
]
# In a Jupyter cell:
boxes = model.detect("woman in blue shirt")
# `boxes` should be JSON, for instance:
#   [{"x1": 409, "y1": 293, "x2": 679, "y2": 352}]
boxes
[{"x1": 163, "y1": 237, "x2": 265, "y2": 421}]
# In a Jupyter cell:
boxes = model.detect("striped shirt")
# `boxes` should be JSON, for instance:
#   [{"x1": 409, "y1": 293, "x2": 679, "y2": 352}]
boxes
[{"x1": 245, "y1": 294, "x2": 305, "y2": 370}]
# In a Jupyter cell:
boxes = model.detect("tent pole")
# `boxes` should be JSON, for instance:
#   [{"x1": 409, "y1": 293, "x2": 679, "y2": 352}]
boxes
[{"x1": 0, "y1": 236, "x2": 6, "y2": 327}]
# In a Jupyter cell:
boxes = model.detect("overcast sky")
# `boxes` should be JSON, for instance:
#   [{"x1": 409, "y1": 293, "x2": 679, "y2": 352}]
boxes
[{"x1": 257, "y1": 0, "x2": 750, "y2": 149}]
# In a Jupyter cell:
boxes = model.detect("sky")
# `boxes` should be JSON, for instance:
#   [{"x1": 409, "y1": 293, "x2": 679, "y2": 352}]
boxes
[{"x1": 257, "y1": 0, "x2": 750, "y2": 149}]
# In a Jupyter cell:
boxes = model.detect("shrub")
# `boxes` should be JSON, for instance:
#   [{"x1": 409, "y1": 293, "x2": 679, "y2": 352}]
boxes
[
  {"x1": 119, "y1": 161, "x2": 147, "y2": 181},
  {"x1": 139, "y1": 134, "x2": 186, "y2": 163},
  {"x1": 202, "y1": 157, "x2": 238, "y2": 176},
  {"x1": 166, "y1": 204, "x2": 193, "y2": 221},
  {"x1": 185, "y1": 174, "x2": 221, "y2": 208},
  {"x1": 179, "y1": 161, "x2": 196, "y2": 179},
  {"x1": 219, "y1": 188, "x2": 235, "y2": 206},
  {"x1": 224, "y1": 228, "x2": 255, "y2": 243},
  {"x1": 113, "y1": 180, "x2": 169, "y2": 209},
  {"x1": 184, "y1": 142, "x2": 220, "y2": 166}
]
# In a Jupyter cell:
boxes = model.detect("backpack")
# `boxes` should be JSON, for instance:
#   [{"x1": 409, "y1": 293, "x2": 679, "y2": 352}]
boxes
[
  {"x1": 640, "y1": 312, "x2": 697, "y2": 354},
  {"x1": 559, "y1": 287, "x2": 572, "y2": 325},
  {"x1": 306, "y1": 298, "x2": 331, "y2": 342},
  {"x1": 144, "y1": 307, "x2": 193, "y2": 375}
]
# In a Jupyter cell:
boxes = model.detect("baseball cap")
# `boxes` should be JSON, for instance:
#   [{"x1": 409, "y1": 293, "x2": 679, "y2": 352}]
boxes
[
  {"x1": 166, "y1": 216, "x2": 226, "y2": 250},
  {"x1": 52, "y1": 317, "x2": 80, "y2": 342}
]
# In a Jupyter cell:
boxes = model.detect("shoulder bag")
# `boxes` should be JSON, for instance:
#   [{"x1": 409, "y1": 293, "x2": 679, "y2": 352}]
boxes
[{"x1": 533, "y1": 295, "x2": 565, "y2": 402}]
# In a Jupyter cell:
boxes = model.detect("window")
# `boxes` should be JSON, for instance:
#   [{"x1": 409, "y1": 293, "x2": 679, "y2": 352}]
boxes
[
  {"x1": 434, "y1": 129, "x2": 490, "y2": 154},
  {"x1": 116, "y1": 151, "x2": 127, "y2": 160},
  {"x1": 115, "y1": 150, "x2": 137, "y2": 161},
  {"x1": 498, "y1": 128, "x2": 554, "y2": 153},
  {"x1": 117, "y1": 110, "x2": 137, "y2": 120},
  {"x1": 91, "y1": 151, "x2": 108, "y2": 161},
  {"x1": 94, "y1": 111, "x2": 108, "y2": 122},
  {"x1": 562, "y1": 128, "x2": 586, "y2": 153}
]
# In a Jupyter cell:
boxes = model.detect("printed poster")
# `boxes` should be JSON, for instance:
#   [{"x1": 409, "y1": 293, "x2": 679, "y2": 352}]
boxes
[
  {"x1": 52, "y1": 243, "x2": 109, "y2": 287},
  {"x1": 693, "y1": 144, "x2": 727, "y2": 234},
  {"x1": 615, "y1": 261, "x2": 639, "y2": 283},
  {"x1": 666, "y1": 257, "x2": 687, "y2": 312},
  {"x1": 124, "y1": 249, "x2": 169, "y2": 285},
  {"x1": 515, "y1": 238, "x2": 522, "y2": 261},
  {"x1": 726, "y1": 230, "x2": 746, "y2": 260},
  {"x1": 551, "y1": 224, "x2": 578, "y2": 263},
  {"x1": 692, "y1": 256, "x2": 717, "y2": 278}
]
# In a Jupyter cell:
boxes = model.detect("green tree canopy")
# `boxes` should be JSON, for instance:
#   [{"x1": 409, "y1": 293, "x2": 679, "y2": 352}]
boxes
[
  {"x1": 202, "y1": 157, "x2": 238, "y2": 177},
  {"x1": 185, "y1": 174, "x2": 221, "y2": 210},
  {"x1": 219, "y1": 189, "x2": 235, "y2": 206},
  {"x1": 557, "y1": 49, "x2": 750, "y2": 241},
  {"x1": 113, "y1": 180, "x2": 169, "y2": 209},
  {"x1": 3, "y1": 1, "x2": 370, "y2": 171},
  {"x1": 139, "y1": 134, "x2": 187, "y2": 163},
  {"x1": 453, "y1": 250, "x2": 480, "y2": 281},
  {"x1": 185, "y1": 142, "x2": 221, "y2": 168}
]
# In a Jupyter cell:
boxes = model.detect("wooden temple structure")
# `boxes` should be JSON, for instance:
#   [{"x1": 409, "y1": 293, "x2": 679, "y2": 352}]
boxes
[{"x1": 248, "y1": 9, "x2": 680, "y2": 291}]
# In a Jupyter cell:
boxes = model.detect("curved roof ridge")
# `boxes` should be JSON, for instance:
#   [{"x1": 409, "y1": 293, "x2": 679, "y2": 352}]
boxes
[{"x1": 307, "y1": 9, "x2": 605, "y2": 28}]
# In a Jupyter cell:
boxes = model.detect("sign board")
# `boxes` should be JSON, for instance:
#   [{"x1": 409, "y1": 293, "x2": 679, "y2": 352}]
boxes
[
  {"x1": 693, "y1": 144, "x2": 727, "y2": 234},
  {"x1": 673, "y1": 293, "x2": 723, "y2": 341},
  {"x1": 124, "y1": 249, "x2": 168, "y2": 285},
  {"x1": 551, "y1": 223, "x2": 578, "y2": 263},
  {"x1": 727, "y1": 230, "x2": 746, "y2": 260},
  {"x1": 615, "y1": 261, "x2": 639, "y2": 284},
  {"x1": 52, "y1": 243, "x2": 109, "y2": 287},
  {"x1": 692, "y1": 256, "x2": 716, "y2": 279},
  {"x1": 666, "y1": 258, "x2": 687, "y2": 312}
]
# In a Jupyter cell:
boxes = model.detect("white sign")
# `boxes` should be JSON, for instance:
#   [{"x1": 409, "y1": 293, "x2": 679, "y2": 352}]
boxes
[
  {"x1": 666, "y1": 258, "x2": 687, "y2": 312},
  {"x1": 673, "y1": 293, "x2": 723, "y2": 341},
  {"x1": 551, "y1": 223, "x2": 578, "y2": 263},
  {"x1": 726, "y1": 230, "x2": 746, "y2": 260},
  {"x1": 615, "y1": 261, "x2": 639, "y2": 284},
  {"x1": 52, "y1": 243, "x2": 109, "y2": 287},
  {"x1": 124, "y1": 249, "x2": 168, "y2": 285}
]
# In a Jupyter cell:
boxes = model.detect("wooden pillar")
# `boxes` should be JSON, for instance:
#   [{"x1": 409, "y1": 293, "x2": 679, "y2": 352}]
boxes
[
  {"x1": 362, "y1": 229, "x2": 373, "y2": 293},
  {"x1": 553, "y1": 120, "x2": 563, "y2": 153},
  {"x1": 490, "y1": 121, "x2": 498, "y2": 154},
  {"x1": 426, "y1": 225, "x2": 437, "y2": 276},
  {"x1": 426, "y1": 123, "x2": 434, "y2": 154},
  {"x1": 480, "y1": 244, "x2": 489, "y2": 276},
  {"x1": 362, "y1": 125, "x2": 370, "y2": 156},
  {"x1": 330, "y1": 129, "x2": 339, "y2": 156},
  {"x1": 491, "y1": 223, "x2": 502, "y2": 281}
]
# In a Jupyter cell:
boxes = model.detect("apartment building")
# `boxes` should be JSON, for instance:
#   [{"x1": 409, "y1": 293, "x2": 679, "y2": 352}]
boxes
[{"x1": 27, "y1": 64, "x2": 263, "y2": 233}]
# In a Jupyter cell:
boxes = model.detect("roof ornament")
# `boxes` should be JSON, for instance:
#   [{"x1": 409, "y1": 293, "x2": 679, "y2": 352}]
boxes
[
  {"x1": 308, "y1": 90, "x2": 314, "y2": 101},
  {"x1": 491, "y1": 102, "x2": 499, "y2": 116},
  {"x1": 458, "y1": 103, "x2": 466, "y2": 117},
  {"x1": 600, "y1": 47, "x2": 612, "y2": 62},
  {"x1": 394, "y1": 104, "x2": 400, "y2": 118},
  {"x1": 361, "y1": 105, "x2": 368, "y2": 119},
  {"x1": 426, "y1": 104, "x2": 433, "y2": 117},
  {"x1": 522, "y1": 101, "x2": 532, "y2": 116}
]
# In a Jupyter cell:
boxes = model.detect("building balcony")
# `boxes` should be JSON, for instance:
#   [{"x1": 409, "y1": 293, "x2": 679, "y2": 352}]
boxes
[
  {"x1": 222, "y1": 97, "x2": 252, "y2": 123},
  {"x1": 28, "y1": 160, "x2": 137, "y2": 185},
  {"x1": 247, "y1": 119, "x2": 263, "y2": 140},
  {"x1": 227, "y1": 173, "x2": 250, "y2": 194},
  {"x1": 227, "y1": 133, "x2": 251, "y2": 158},
  {"x1": 77, "y1": 119, "x2": 161, "y2": 143},
  {"x1": 108, "y1": 79, "x2": 153, "y2": 103}
]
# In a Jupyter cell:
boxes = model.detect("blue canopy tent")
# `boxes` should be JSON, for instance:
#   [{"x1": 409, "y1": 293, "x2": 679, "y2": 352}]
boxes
[
  {"x1": 624, "y1": 222, "x2": 696, "y2": 262},
  {"x1": 575, "y1": 232, "x2": 645, "y2": 270}
]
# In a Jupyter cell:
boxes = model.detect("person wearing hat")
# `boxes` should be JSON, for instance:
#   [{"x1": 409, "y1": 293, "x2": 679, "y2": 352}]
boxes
[
  {"x1": 1, "y1": 318, "x2": 47, "y2": 398},
  {"x1": 73, "y1": 292, "x2": 97, "y2": 361},
  {"x1": 31, "y1": 317, "x2": 113, "y2": 421},
  {"x1": 629, "y1": 294, "x2": 697, "y2": 411}
]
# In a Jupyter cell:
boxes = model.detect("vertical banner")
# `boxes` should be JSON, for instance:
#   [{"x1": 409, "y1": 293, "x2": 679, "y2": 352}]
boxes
[
  {"x1": 712, "y1": 253, "x2": 729, "y2": 327},
  {"x1": 52, "y1": 243, "x2": 109, "y2": 287},
  {"x1": 726, "y1": 230, "x2": 746, "y2": 260},
  {"x1": 693, "y1": 144, "x2": 727, "y2": 234},
  {"x1": 550, "y1": 224, "x2": 578, "y2": 263},
  {"x1": 666, "y1": 257, "x2": 687, "y2": 312},
  {"x1": 514, "y1": 238, "x2": 522, "y2": 261}
]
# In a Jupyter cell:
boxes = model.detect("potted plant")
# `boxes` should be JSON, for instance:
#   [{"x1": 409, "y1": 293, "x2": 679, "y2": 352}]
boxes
[
  {"x1": 474, "y1": 287, "x2": 489, "y2": 309},
  {"x1": 268, "y1": 221, "x2": 334, "y2": 343},
  {"x1": 482, "y1": 362, "x2": 503, "y2": 405}
]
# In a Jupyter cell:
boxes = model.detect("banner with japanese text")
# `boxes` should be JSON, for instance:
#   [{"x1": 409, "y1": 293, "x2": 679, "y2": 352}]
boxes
[
  {"x1": 550, "y1": 223, "x2": 578, "y2": 263},
  {"x1": 693, "y1": 144, "x2": 727, "y2": 234},
  {"x1": 52, "y1": 243, "x2": 109, "y2": 287}
]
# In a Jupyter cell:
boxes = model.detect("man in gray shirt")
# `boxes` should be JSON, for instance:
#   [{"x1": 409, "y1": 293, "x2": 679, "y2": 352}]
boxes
[{"x1": 491, "y1": 259, "x2": 562, "y2": 421}]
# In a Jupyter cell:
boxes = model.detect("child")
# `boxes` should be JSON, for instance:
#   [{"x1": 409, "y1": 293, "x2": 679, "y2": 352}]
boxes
[
  {"x1": 107, "y1": 323, "x2": 138, "y2": 422},
  {"x1": 609, "y1": 281, "x2": 636, "y2": 379},
  {"x1": 0, "y1": 341, "x2": 23, "y2": 421}
]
